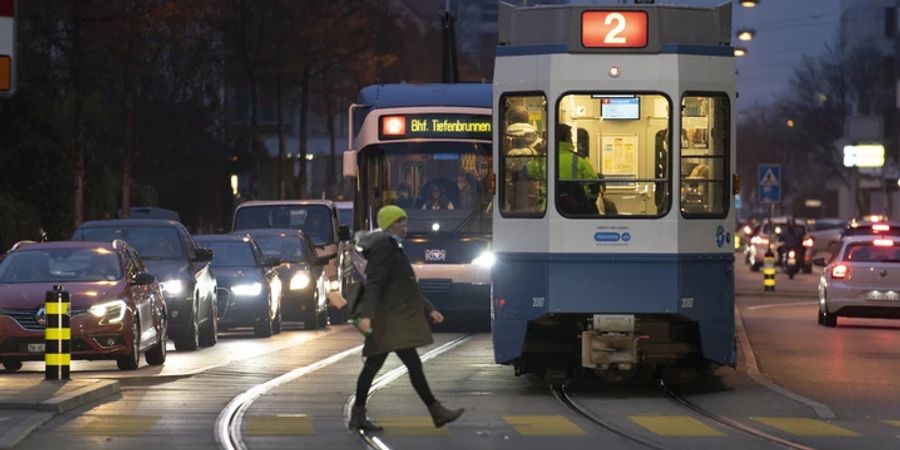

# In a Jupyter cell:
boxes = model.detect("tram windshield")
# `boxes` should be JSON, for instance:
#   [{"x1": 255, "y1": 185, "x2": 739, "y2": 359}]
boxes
[{"x1": 360, "y1": 142, "x2": 492, "y2": 235}]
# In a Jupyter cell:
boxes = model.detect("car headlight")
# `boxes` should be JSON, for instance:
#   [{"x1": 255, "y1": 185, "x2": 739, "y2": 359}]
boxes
[
  {"x1": 289, "y1": 272, "x2": 311, "y2": 290},
  {"x1": 232, "y1": 282, "x2": 263, "y2": 296},
  {"x1": 472, "y1": 250, "x2": 495, "y2": 269},
  {"x1": 160, "y1": 279, "x2": 184, "y2": 295},
  {"x1": 89, "y1": 300, "x2": 127, "y2": 324}
]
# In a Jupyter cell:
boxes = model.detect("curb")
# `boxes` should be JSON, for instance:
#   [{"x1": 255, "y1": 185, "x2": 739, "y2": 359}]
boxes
[
  {"x1": 0, "y1": 379, "x2": 120, "y2": 449},
  {"x1": 734, "y1": 306, "x2": 836, "y2": 419}
]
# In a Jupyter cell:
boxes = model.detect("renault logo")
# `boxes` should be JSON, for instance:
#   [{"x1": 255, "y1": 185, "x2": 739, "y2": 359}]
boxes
[{"x1": 34, "y1": 307, "x2": 47, "y2": 327}]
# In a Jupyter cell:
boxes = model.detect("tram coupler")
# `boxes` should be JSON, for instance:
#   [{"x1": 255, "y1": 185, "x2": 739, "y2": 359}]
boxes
[{"x1": 581, "y1": 315, "x2": 637, "y2": 371}]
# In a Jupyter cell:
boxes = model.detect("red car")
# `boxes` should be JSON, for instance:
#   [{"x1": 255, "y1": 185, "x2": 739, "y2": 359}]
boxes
[{"x1": 0, "y1": 240, "x2": 167, "y2": 371}]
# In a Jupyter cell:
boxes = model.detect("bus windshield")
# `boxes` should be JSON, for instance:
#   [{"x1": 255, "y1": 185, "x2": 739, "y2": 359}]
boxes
[{"x1": 361, "y1": 142, "x2": 492, "y2": 235}]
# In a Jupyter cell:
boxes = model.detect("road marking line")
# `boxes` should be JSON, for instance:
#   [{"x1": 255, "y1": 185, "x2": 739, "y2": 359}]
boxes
[
  {"x1": 378, "y1": 416, "x2": 449, "y2": 436},
  {"x1": 628, "y1": 416, "x2": 724, "y2": 437},
  {"x1": 746, "y1": 301, "x2": 818, "y2": 311},
  {"x1": 883, "y1": 420, "x2": 900, "y2": 428},
  {"x1": 750, "y1": 417, "x2": 859, "y2": 436},
  {"x1": 503, "y1": 415, "x2": 587, "y2": 436},
  {"x1": 244, "y1": 415, "x2": 314, "y2": 436},
  {"x1": 76, "y1": 415, "x2": 160, "y2": 436}
]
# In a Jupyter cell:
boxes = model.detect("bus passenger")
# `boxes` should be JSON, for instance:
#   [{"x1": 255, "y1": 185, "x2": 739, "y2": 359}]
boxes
[
  {"x1": 456, "y1": 171, "x2": 478, "y2": 209},
  {"x1": 421, "y1": 184, "x2": 455, "y2": 210}
]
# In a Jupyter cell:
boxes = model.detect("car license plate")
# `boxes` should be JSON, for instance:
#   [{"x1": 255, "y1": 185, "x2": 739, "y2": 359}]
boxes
[
  {"x1": 27, "y1": 343, "x2": 45, "y2": 353},
  {"x1": 866, "y1": 291, "x2": 900, "y2": 301}
]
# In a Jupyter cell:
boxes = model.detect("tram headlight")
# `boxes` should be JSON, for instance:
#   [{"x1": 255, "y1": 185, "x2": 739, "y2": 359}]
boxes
[
  {"x1": 472, "y1": 251, "x2": 496, "y2": 269},
  {"x1": 289, "y1": 271, "x2": 311, "y2": 290}
]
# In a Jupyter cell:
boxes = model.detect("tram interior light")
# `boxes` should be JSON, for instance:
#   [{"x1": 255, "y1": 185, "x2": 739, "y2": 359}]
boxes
[
  {"x1": 734, "y1": 47, "x2": 747, "y2": 57},
  {"x1": 740, "y1": 0, "x2": 759, "y2": 7}
]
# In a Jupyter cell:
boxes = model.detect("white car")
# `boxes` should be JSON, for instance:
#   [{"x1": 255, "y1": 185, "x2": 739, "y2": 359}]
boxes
[{"x1": 816, "y1": 235, "x2": 900, "y2": 327}]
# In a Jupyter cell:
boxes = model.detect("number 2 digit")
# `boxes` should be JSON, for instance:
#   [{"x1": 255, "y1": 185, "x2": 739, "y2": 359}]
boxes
[{"x1": 604, "y1": 13, "x2": 627, "y2": 44}]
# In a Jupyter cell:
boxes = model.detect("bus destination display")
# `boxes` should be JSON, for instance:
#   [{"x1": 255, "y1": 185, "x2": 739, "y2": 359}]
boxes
[{"x1": 380, "y1": 114, "x2": 492, "y2": 140}]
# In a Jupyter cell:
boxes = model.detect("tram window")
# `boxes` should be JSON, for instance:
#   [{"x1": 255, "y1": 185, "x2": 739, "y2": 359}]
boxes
[
  {"x1": 680, "y1": 94, "x2": 730, "y2": 218},
  {"x1": 555, "y1": 93, "x2": 671, "y2": 218},
  {"x1": 499, "y1": 94, "x2": 547, "y2": 217}
]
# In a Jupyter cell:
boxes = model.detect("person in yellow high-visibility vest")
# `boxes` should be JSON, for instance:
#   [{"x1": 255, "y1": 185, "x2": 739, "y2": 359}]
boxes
[{"x1": 554, "y1": 124, "x2": 600, "y2": 214}]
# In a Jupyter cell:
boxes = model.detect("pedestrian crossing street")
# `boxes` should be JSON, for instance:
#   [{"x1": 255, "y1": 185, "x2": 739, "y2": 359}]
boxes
[{"x1": 68, "y1": 414, "x2": 900, "y2": 438}]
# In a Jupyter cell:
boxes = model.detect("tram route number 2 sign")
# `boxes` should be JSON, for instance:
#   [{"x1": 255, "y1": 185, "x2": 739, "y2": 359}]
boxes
[{"x1": 582, "y1": 11, "x2": 648, "y2": 49}]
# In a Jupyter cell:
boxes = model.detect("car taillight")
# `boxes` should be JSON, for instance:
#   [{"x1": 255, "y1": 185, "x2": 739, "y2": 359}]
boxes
[
  {"x1": 802, "y1": 238, "x2": 813, "y2": 247},
  {"x1": 751, "y1": 236, "x2": 769, "y2": 245},
  {"x1": 831, "y1": 264, "x2": 849, "y2": 279},
  {"x1": 874, "y1": 239, "x2": 894, "y2": 247}
]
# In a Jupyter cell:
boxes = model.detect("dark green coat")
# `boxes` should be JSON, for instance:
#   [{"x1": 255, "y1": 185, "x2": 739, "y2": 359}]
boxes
[{"x1": 353, "y1": 233, "x2": 435, "y2": 356}]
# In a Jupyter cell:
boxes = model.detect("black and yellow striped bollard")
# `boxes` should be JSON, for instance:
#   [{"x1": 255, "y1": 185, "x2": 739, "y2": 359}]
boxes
[
  {"x1": 762, "y1": 250, "x2": 776, "y2": 292},
  {"x1": 45, "y1": 285, "x2": 71, "y2": 380}
]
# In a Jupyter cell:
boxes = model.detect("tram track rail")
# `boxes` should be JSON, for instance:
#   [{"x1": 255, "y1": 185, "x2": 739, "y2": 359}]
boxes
[
  {"x1": 215, "y1": 344, "x2": 364, "y2": 450},
  {"x1": 344, "y1": 334, "x2": 474, "y2": 450},
  {"x1": 555, "y1": 381, "x2": 818, "y2": 450},
  {"x1": 658, "y1": 381, "x2": 816, "y2": 450}
]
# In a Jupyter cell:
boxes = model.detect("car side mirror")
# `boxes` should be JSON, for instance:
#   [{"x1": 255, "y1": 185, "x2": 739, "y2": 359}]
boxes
[
  {"x1": 264, "y1": 256, "x2": 281, "y2": 267},
  {"x1": 133, "y1": 272, "x2": 156, "y2": 286},
  {"x1": 338, "y1": 225, "x2": 351, "y2": 242},
  {"x1": 813, "y1": 257, "x2": 827, "y2": 267},
  {"x1": 194, "y1": 247, "x2": 214, "y2": 262}
]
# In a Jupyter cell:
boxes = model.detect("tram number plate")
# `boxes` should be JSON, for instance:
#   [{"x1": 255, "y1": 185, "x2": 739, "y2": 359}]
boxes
[
  {"x1": 582, "y1": 11, "x2": 649, "y2": 49},
  {"x1": 27, "y1": 343, "x2": 45, "y2": 353}
]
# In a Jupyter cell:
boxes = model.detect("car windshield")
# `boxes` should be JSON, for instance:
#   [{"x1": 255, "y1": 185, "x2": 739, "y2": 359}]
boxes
[
  {"x1": 234, "y1": 205, "x2": 334, "y2": 246},
  {"x1": 200, "y1": 242, "x2": 258, "y2": 267},
  {"x1": 76, "y1": 226, "x2": 185, "y2": 260},
  {"x1": 844, "y1": 243, "x2": 900, "y2": 262},
  {"x1": 0, "y1": 248, "x2": 123, "y2": 283},
  {"x1": 253, "y1": 236, "x2": 307, "y2": 263}
]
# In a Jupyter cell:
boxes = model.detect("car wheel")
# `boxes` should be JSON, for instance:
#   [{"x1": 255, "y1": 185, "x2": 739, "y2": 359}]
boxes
[
  {"x1": 273, "y1": 307, "x2": 283, "y2": 334},
  {"x1": 199, "y1": 297, "x2": 218, "y2": 347},
  {"x1": 117, "y1": 319, "x2": 141, "y2": 370},
  {"x1": 819, "y1": 302, "x2": 837, "y2": 327},
  {"x1": 254, "y1": 300, "x2": 274, "y2": 338},
  {"x1": 1, "y1": 359, "x2": 22, "y2": 372},
  {"x1": 174, "y1": 303, "x2": 200, "y2": 351},
  {"x1": 145, "y1": 315, "x2": 167, "y2": 366}
]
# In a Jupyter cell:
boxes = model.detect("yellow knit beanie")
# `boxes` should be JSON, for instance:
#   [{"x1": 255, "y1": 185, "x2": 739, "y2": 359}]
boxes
[{"x1": 377, "y1": 205, "x2": 407, "y2": 230}]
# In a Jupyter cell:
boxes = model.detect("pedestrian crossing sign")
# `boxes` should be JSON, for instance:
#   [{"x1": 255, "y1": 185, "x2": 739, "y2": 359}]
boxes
[{"x1": 758, "y1": 164, "x2": 781, "y2": 203}]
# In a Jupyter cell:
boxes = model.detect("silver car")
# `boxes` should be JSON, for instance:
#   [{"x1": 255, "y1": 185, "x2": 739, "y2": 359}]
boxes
[{"x1": 816, "y1": 235, "x2": 900, "y2": 327}]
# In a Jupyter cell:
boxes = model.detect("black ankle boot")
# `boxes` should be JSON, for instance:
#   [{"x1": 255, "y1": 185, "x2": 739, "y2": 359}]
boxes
[
  {"x1": 349, "y1": 405, "x2": 383, "y2": 432},
  {"x1": 427, "y1": 401, "x2": 464, "y2": 428}
]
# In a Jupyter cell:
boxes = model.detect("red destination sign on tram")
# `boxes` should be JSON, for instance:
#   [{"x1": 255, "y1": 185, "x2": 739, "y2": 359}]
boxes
[{"x1": 582, "y1": 11, "x2": 648, "y2": 48}]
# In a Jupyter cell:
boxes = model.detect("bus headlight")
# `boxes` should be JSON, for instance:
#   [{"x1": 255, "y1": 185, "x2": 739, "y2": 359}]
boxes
[
  {"x1": 232, "y1": 282, "x2": 263, "y2": 296},
  {"x1": 89, "y1": 300, "x2": 127, "y2": 324},
  {"x1": 290, "y1": 272, "x2": 311, "y2": 290},
  {"x1": 160, "y1": 279, "x2": 184, "y2": 296},
  {"x1": 472, "y1": 251, "x2": 496, "y2": 269}
]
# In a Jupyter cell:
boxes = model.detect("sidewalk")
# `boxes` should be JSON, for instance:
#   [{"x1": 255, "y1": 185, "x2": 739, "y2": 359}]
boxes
[{"x1": 0, "y1": 376, "x2": 120, "y2": 449}]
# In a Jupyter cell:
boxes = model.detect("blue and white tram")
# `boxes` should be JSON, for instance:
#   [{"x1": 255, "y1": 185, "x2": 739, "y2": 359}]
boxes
[
  {"x1": 343, "y1": 84, "x2": 494, "y2": 329},
  {"x1": 491, "y1": 3, "x2": 736, "y2": 382}
]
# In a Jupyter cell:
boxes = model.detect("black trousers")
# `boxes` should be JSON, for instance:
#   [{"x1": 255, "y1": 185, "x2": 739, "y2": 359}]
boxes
[{"x1": 354, "y1": 347, "x2": 436, "y2": 408}]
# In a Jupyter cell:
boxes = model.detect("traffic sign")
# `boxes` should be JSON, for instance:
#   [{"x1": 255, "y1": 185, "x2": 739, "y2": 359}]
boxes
[{"x1": 758, "y1": 164, "x2": 781, "y2": 203}]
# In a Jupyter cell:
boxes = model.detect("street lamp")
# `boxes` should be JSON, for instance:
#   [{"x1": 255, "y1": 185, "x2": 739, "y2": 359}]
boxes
[
  {"x1": 786, "y1": 119, "x2": 795, "y2": 128},
  {"x1": 734, "y1": 47, "x2": 748, "y2": 57},
  {"x1": 740, "y1": 0, "x2": 759, "y2": 7},
  {"x1": 737, "y1": 29, "x2": 755, "y2": 41}
]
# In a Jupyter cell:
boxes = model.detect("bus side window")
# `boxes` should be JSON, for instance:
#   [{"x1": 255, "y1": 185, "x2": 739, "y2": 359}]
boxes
[{"x1": 499, "y1": 94, "x2": 547, "y2": 217}]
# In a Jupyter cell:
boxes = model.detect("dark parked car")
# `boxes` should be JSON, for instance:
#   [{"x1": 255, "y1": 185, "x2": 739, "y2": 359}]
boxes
[
  {"x1": 0, "y1": 240, "x2": 167, "y2": 371},
  {"x1": 72, "y1": 220, "x2": 217, "y2": 351},
  {"x1": 194, "y1": 234, "x2": 283, "y2": 337},
  {"x1": 241, "y1": 229, "x2": 330, "y2": 329}
]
